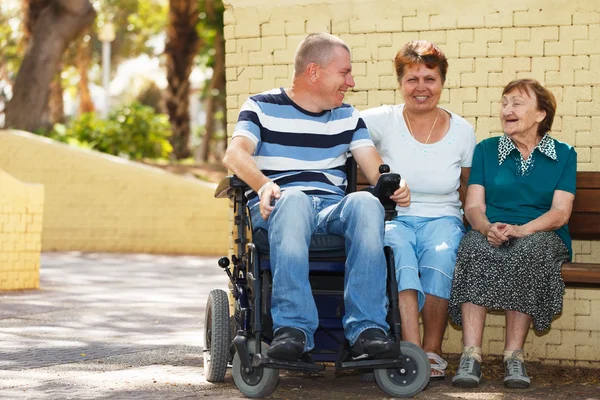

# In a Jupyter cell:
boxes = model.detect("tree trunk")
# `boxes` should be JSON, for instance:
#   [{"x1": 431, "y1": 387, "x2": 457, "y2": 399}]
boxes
[
  {"x1": 5, "y1": 0, "x2": 95, "y2": 132},
  {"x1": 197, "y1": 0, "x2": 226, "y2": 163},
  {"x1": 48, "y1": 72, "x2": 65, "y2": 125},
  {"x1": 76, "y1": 31, "x2": 94, "y2": 114},
  {"x1": 197, "y1": 91, "x2": 215, "y2": 162},
  {"x1": 23, "y1": 0, "x2": 50, "y2": 39},
  {"x1": 165, "y1": 0, "x2": 200, "y2": 160}
]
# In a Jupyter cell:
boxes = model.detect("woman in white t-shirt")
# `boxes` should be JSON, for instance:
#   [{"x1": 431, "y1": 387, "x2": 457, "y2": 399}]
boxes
[{"x1": 362, "y1": 40, "x2": 476, "y2": 381}]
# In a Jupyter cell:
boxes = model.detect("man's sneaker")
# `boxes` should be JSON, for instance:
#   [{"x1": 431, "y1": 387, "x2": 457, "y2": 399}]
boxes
[
  {"x1": 452, "y1": 349, "x2": 482, "y2": 388},
  {"x1": 503, "y1": 350, "x2": 531, "y2": 389},
  {"x1": 350, "y1": 328, "x2": 400, "y2": 360},
  {"x1": 267, "y1": 327, "x2": 305, "y2": 361}
]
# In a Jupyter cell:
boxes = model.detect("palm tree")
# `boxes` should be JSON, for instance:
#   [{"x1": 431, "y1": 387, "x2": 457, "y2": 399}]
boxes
[
  {"x1": 197, "y1": 0, "x2": 226, "y2": 163},
  {"x1": 164, "y1": 0, "x2": 200, "y2": 159},
  {"x1": 76, "y1": 29, "x2": 95, "y2": 114}
]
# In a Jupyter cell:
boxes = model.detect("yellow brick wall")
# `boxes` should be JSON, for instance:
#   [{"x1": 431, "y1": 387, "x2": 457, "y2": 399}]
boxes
[
  {"x1": 223, "y1": 0, "x2": 600, "y2": 364},
  {"x1": 0, "y1": 169, "x2": 43, "y2": 290},
  {"x1": 0, "y1": 130, "x2": 229, "y2": 255}
]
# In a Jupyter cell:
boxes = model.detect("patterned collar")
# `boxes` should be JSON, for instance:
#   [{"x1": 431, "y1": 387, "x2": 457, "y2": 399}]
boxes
[{"x1": 498, "y1": 133, "x2": 557, "y2": 165}]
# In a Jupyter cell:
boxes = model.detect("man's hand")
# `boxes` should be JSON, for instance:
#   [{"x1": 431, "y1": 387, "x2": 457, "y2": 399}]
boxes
[
  {"x1": 259, "y1": 182, "x2": 281, "y2": 220},
  {"x1": 485, "y1": 222, "x2": 509, "y2": 247},
  {"x1": 390, "y1": 179, "x2": 410, "y2": 207}
]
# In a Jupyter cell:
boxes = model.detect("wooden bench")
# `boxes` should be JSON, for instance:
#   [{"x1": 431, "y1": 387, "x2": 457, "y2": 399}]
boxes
[
  {"x1": 356, "y1": 169, "x2": 600, "y2": 286},
  {"x1": 563, "y1": 171, "x2": 600, "y2": 285}
]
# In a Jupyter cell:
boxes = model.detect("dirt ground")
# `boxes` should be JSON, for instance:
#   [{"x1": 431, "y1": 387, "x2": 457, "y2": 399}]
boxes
[{"x1": 200, "y1": 355, "x2": 600, "y2": 400}]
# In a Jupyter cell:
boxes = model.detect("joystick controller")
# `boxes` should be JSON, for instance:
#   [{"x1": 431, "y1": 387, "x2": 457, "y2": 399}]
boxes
[{"x1": 372, "y1": 164, "x2": 401, "y2": 221}]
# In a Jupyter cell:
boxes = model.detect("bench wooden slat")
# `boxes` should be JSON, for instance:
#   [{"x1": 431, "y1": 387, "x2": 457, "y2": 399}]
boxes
[
  {"x1": 562, "y1": 263, "x2": 600, "y2": 284},
  {"x1": 572, "y1": 189, "x2": 600, "y2": 213},
  {"x1": 575, "y1": 171, "x2": 600, "y2": 189},
  {"x1": 569, "y1": 213, "x2": 600, "y2": 240}
]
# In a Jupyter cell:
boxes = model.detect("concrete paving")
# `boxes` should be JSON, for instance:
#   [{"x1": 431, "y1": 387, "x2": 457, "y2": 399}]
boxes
[{"x1": 1, "y1": 253, "x2": 598, "y2": 399}]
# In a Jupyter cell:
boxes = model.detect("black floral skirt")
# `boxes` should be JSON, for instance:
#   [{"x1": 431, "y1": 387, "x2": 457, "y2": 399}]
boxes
[{"x1": 448, "y1": 230, "x2": 569, "y2": 331}]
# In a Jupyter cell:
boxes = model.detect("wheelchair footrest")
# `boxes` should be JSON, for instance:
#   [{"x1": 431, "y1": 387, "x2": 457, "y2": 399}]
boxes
[
  {"x1": 337, "y1": 357, "x2": 405, "y2": 371},
  {"x1": 253, "y1": 354, "x2": 326, "y2": 372}
]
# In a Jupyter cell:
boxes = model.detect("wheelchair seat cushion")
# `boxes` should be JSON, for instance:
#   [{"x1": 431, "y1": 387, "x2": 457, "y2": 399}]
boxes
[{"x1": 253, "y1": 228, "x2": 346, "y2": 259}]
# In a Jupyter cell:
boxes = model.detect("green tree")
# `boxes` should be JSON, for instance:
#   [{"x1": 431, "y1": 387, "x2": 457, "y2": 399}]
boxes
[
  {"x1": 22, "y1": 0, "x2": 66, "y2": 128},
  {"x1": 0, "y1": 2, "x2": 24, "y2": 125},
  {"x1": 70, "y1": 0, "x2": 167, "y2": 115},
  {"x1": 196, "y1": 0, "x2": 226, "y2": 163},
  {"x1": 5, "y1": 0, "x2": 96, "y2": 132},
  {"x1": 164, "y1": 0, "x2": 200, "y2": 159}
]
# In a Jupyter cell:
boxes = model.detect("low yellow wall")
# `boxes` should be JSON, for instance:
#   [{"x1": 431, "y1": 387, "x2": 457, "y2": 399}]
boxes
[
  {"x1": 0, "y1": 130, "x2": 229, "y2": 255},
  {"x1": 0, "y1": 170, "x2": 44, "y2": 290}
]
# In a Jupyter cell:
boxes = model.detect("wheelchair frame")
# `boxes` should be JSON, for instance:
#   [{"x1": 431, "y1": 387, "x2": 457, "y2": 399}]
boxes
[{"x1": 205, "y1": 160, "x2": 431, "y2": 398}]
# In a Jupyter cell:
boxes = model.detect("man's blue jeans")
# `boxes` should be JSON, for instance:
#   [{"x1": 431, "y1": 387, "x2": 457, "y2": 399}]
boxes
[{"x1": 250, "y1": 189, "x2": 389, "y2": 352}]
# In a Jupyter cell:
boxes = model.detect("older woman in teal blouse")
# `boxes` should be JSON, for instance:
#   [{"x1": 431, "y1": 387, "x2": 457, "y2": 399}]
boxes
[{"x1": 449, "y1": 79, "x2": 577, "y2": 390}]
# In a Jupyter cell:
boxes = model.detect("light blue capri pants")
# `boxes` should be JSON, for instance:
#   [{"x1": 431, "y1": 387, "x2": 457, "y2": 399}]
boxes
[{"x1": 384, "y1": 215, "x2": 466, "y2": 311}]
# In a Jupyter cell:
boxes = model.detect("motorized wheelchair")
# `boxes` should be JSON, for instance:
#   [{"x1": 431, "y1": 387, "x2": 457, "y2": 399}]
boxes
[{"x1": 204, "y1": 160, "x2": 430, "y2": 398}]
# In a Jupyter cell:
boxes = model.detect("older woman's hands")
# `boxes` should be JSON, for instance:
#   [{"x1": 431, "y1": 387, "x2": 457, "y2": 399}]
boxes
[
  {"x1": 503, "y1": 224, "x2": 529, "y2": 239},
  {"x1": 391, "y1": 178, "x2": 411, "y2": 207},
  {"x1": 486, "y1": 222, "x2": 509, "y2": 247}
]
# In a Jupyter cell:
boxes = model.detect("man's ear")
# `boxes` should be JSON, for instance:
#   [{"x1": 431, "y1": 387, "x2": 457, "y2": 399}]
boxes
[{"x1": 306, "y1": 62, "x2": 319, "y2": 83}]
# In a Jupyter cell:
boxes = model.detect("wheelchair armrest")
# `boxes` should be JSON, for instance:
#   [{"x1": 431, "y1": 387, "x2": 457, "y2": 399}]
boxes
[{"x1": 214, "y1": 175, "x2": 251, "y2": 199}]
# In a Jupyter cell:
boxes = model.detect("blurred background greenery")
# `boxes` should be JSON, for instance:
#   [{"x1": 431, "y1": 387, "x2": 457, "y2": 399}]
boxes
[{"x1": 0, "y1": 0, "x2": 226, "y2": 176}]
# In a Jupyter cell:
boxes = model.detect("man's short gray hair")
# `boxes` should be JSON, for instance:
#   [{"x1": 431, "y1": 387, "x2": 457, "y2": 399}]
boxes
[{"x1": 293, "y1": 33, "x2": 350, "y2": 78}]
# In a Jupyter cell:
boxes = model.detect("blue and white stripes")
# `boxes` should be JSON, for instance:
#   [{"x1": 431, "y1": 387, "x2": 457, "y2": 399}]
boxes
[{"x1": 233, "y1": 87, "x2": 373, "y2": 204}]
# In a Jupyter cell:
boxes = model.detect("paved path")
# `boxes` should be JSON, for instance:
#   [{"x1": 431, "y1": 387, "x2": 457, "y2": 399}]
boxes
[{"x1": 1, "y1": 253, "x2": 598, "y2": 399}]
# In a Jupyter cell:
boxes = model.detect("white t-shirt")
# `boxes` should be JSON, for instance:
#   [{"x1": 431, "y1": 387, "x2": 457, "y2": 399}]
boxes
[{"x1": 361, "y1": 104, "x2": 476, "y2": 220}]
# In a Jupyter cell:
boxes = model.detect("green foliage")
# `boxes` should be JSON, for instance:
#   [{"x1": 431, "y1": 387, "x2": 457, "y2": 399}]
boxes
[
  {"x1": 0, "y1": 3, "x2": 22, "y2": 76},
  {"x1": 62, "y1": 0, "x2": 168, "y2": 87},
  {"x1": 196, "y1": 0, "x2": 224, "y2": 68},
  {"x1": 45, "y1": 103, "x2": 172, "y2": 160},
  {"x1": 100, "y1": 0, "x2": 168, "y2": 64},
  {"x1": 0, "y1": 2, "x2": 23, "y2": 118}
]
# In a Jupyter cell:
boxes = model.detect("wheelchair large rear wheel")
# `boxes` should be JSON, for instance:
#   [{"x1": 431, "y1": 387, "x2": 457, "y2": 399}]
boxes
[
  {"x1": 203, "y1": 289, "x2": 230, "y2": 382},
  {"x1": 373, "y1": 341, "x2": 430, "y2": 398},
  {"x1": 232, "y1": 339, "x2": 279, "y2": 398}
]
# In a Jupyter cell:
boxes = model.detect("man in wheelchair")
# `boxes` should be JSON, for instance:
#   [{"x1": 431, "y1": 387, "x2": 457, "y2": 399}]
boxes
[{"x1": 222, "y1": 33, "x2": 411, "y2": 363}]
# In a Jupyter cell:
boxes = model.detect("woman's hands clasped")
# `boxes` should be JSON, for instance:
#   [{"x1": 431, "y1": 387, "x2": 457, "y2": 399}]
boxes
[{"x1": 485, "y1": 222, "x2": 529, "y2": 247}]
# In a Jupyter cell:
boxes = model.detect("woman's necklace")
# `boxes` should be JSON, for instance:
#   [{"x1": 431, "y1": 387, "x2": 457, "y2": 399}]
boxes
[{"x1": 404, "y1": 108, "x2": 439, "y2": 144}]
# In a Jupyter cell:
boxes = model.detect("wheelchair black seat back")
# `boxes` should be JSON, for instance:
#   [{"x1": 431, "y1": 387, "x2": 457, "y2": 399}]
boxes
[{"x1": 204, "y1": 159, "x2": 430, "y2": 398}]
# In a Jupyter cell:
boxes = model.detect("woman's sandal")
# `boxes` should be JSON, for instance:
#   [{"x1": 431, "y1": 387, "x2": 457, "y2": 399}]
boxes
[{"x1": 426, "y1": 352, "x2": 448, "y2": 381}]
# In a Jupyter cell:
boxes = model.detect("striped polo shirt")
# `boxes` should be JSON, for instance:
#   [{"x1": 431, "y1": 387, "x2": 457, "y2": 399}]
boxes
[{"x1": 233, "y1": 87, "x2": 374, "y2": 205}]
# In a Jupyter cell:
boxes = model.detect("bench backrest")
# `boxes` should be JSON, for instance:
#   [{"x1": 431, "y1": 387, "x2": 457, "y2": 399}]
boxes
[
  {"x1": 355, "y1": 167, "x2": 600, "y2": 240},
  {"x1": 570, "y1": 171, "x2": 600, "y2": 240}
]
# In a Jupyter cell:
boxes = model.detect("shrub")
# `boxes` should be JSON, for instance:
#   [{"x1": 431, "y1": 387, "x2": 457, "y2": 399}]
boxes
[{"x1": 45, "y1": 103, "x2": 172, "y2": 160}]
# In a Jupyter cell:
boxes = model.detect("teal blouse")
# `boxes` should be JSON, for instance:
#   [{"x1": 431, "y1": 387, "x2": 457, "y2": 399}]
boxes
[{"x1": 468, "y1": 134, "x2": 577, "y2": 257}]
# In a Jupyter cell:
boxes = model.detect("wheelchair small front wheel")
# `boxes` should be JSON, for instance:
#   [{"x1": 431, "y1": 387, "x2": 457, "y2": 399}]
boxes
[
  {"x1": 232, "y1": 339, "x2": 279, "y2": 398},
  {"x1": 373, "y1": 341, "x2": 430, "y2": 398},
  {"x1": 203, "y1": 289, "x2": 231, "y2": 382}
]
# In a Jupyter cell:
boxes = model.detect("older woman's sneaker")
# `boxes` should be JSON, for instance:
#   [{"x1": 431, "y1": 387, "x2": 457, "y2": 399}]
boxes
[
  {"x1": 503, "y1": 350, "x2": 531, "y2": 389},
  {"x1": 452, "y1": 351, "x2": 482, "y2": 388}
]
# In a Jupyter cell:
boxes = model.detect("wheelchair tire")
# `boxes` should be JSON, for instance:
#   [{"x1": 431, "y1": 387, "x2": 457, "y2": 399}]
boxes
[
  {"x1": 203, "y1": 289, "x2": 230, "y2": 382},
  {"x1": 232, "y1": 339, "x2": 279, "y2": 398},
  {"x1": 373, "y1": 341, "x2": 431, "y2": 398}
]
